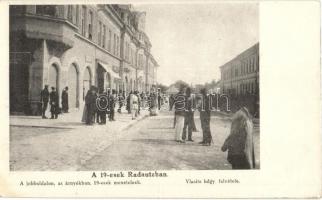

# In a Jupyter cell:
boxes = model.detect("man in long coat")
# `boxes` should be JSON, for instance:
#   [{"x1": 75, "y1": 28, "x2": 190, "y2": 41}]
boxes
[
  {"x1": 49, "y1": 87, "x2": 59, "y2": 119},
  {"x1": 40, "y1": 85, "x2": 49, "y2": 119},
  {"x1": 109, "y1": 89, "x2": 116, "y2": 121},
  {"x1": 61, "y1": 86, "x2": 69, "y2": 113},
  {"x1": 199, "y1": 88, "x2": 212, "y2": 145},
  {"x1": 85, "y1": 86, "x2": 97, "y2": 125}
]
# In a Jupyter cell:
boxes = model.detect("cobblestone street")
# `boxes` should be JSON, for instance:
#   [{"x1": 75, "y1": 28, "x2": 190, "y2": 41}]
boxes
[{"x1": 10, "y1": 108, "x2": 260, "y2": 171}]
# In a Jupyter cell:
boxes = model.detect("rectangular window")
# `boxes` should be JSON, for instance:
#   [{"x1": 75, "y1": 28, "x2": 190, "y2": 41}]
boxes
[
  {"x1": 98, "y1": 21, "x2": 102, "y2": 46},
  {"x1": 108, "y1": 30, "x2": 112, "y2": 52},
  {"x1": 113, "y1": 34, "x2": 116, "y2": 55},
  {"x1": 36, "y1": 5, "x2": 56, "y2": 17},
  {"x1": 117, "y1": 36, "x2": 120, "y2": 57},
  {"x1": 102, "y1": 25, "x2": 106, "y2": 48},
  {"x1": 88, "y1": 10, "x2": 93, "y2": 40},
  {"x1": 72, "y1": 6, "x2": 76, "y2": 24},
  {"x1": 81, "y1": 6, "x2": 86, "y2": 36},
  {"x1": 67, "y1": 5, "x2": 73, "y2": 22},
  {"x1": 76, "y1": 5, "x2": 79, "y2": 27}
]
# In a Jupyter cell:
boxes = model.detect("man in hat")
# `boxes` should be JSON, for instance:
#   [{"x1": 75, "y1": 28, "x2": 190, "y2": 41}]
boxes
[
  {"x1": 174, "y1": 85, "x2": 186, "y2": 143},
  {"x1": 85, "y1": 86, "x2": 97, "y2": 125},
  {"x1": 199, "y1": 88, "x2": 212, "y2": 146},
  {"x1": 49, "y1": 87, "x2": 59, "y2": 119},
  {"x1": 61, "y1": 86, "x2": 69, "y2": 113},
  {"x1": 97, "y1": 88, "x2": 107, "y2": 124},
  {"x1": 40, "y1": 85, "x2": 49, "y2": 119},
  {"x1": 109, "y1": 89, "x2": 116, "y2": 121}
]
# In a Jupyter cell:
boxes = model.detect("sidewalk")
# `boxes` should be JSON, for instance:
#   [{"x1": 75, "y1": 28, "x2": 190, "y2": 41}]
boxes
[
  {"x1": 10, "y1": 107, "x2": 150, "y2": 171},
  {"x1": 10, "y1": 107, "x2": 149, "y2": 131}
]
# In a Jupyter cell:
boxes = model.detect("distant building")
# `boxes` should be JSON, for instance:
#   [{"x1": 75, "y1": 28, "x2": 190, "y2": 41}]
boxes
[
  {"x1": 10, "y1": 5, "x2": 159, "y2": 115},
  {"x1": 220, "y1": 43, "x2": 259, "y2": 97}
]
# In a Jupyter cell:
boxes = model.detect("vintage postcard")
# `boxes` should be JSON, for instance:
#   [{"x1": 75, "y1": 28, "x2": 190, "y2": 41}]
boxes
[{"x1": 0, "y1": 0, "x2": 320, "y2": 198}]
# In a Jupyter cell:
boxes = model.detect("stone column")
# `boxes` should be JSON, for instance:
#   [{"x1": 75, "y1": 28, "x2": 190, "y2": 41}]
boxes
[{"x1": 29, "y1": 40, "x2": 46, "y2": 115}]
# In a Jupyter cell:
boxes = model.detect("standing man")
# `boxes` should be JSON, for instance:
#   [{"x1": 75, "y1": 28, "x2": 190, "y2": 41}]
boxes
[
  {"x1": 137, "y1": 91, "x2": 141, "y2": 115},
  {"x1": 109, "y1": 89, "x2": 116, "y2": 121},
  {"x1": 49, "y1": 87, "x2": 59, "y2": 119},
  {"x1": 40, "y1": 85, "x2": 49, "y2": 119},
  {"x1": 97, "y1": 88, "x2": 107, "y2": 124},
  {"x1": 158, "y1": 92, "x2": 162, "y2": 110},
  {"x1": 182, "y1": 87, "x2": 194, "y2": 142},
  {"x1": 199, "y1": 88, "x2": 212, "y2": 146},
  {"x1": 61, "y1": 86, "x2": 69, "y2": 113},
  {"x1": 85, "y1": 86, "x2": 97, "y2": 125},
  {"x1": 174, "y1": 85, "x2": 186, "y2": 143}
]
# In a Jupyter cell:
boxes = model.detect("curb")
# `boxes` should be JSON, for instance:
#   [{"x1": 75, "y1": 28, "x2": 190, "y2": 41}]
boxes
[
  {"x1": 10, "y1": 124, "x2": 73, "y2": 130},
  {"x1": 121, "y1": 114, "x2": 149, "y2": 131}
]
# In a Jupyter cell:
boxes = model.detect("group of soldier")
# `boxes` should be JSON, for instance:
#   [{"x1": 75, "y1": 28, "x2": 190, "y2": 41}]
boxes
[
  {"x1": 171, "y1": 85, "x2": 256, "y2": 169},
  {"x1": 171, "y1": 86, "x2": 212, "y2": 146}
]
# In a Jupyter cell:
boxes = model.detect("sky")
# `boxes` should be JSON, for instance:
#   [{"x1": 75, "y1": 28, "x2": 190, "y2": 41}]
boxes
[{"x1": 135, "y1": 3, "x2": 258, "y2": 86}]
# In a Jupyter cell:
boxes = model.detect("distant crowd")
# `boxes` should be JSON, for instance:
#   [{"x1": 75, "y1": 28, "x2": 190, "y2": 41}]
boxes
[{"x1": 40, "y1": 85, "x2": 166, "y2": 124}]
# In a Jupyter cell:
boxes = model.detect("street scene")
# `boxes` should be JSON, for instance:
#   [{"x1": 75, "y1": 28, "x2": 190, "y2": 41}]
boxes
[{"x1": 9, "y1": 4, "x2": 259, "y2": 170}]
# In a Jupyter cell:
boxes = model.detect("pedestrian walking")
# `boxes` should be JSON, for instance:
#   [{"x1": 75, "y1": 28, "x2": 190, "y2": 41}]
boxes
[
  {"x1": 199, "y1": 88, "x2": 212, "y2": 146},
  {"x1": 61, "y1": 86, "x2": 69, "y2": 113},
  {"x1": 40, "y1": 85, "x2": 49, "y2": 119},
  {"x1": 126, "y1": 91, "x2": 132, "y2": 114},
  {"x1": 137, "y1": 91, "x2": 141, "y2": 115},
  {"x1": 49, "y1": 87, "x2": 59, "y2": 119},
  {"x1": 182, "y1": 87, "x2": 194, "y2": 142},
  {"x1": 158, "y1": 92, "x2": 162, "y2": 110},
  {"x1": 149, "y1": 92, "x2": 158, "y2": 116},
  {"x1": 130, "y1": 91, "x2": 139, "y2": 120},
  {"x1": 169, "y1": 94, "x2": 174, "y2": 111},
  {"x1": 221, "y1": 106, "x2": 255, "y2": 169},
  {"x1": 174, "y1": 86, "x2": 186, "y2": 143},
  {"x1": 117, "y1": 90, "x2": 124, "y2": 113}
]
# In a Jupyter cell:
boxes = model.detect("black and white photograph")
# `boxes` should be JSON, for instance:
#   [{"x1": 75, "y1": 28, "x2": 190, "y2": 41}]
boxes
[
  {"x1": 1, "y1": 0, "x2": 321, "y2": 198},
  {"x1": 9, "y1": 3, "x2": 260, "y2": 171}
]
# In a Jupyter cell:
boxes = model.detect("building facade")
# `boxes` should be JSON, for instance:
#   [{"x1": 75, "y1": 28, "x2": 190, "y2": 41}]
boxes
[
  {"x1": 9, "y1": 4, "x2": 159, "y2": 115},
  {"x1": 220, "y1": 43, "x2": 259, "y2": 97}
]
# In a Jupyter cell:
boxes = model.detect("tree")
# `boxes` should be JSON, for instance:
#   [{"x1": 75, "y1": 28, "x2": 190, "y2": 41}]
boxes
[
  {"x1": 157, "y1": 83, "x2": 169, "y2": 93},
  {"x1": 170, "y1": 80, "x2": 189, "y2": 90}
]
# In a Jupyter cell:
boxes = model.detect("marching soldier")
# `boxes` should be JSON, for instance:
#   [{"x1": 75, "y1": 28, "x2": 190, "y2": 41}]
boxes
[{"x1": 40, "y1": 85, "x2": 49, "y2": 119}]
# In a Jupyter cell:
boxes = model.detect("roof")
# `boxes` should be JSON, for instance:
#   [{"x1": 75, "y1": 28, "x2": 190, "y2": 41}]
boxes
[{"x1": 220, "y1": 42, "x2": 259, "y2": 69}]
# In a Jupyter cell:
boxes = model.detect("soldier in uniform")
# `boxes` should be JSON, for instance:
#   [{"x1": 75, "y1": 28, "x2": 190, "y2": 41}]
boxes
[
  {"x1": 182, "y1": 87, "x2": 194, "y2": 142},
  {"x1": 40, "y1": 85, "x2": 49, "y2": 119},
  {"x1": 49, "y1": 87, "x2": 59, "y2": 119}
]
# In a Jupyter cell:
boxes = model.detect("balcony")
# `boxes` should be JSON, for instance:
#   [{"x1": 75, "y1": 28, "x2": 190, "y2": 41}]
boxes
[{"x1": 10, "y1": 5, "x2": 77, "y2": 49}]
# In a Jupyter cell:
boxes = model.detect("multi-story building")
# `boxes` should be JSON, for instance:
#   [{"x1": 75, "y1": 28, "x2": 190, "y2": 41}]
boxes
[
  {"x1": 9, "y1": 4, "x2": 159, "y2": 115},
  {"x1": 220, "y1": 42, "x2": 259, "y2": 97}
]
